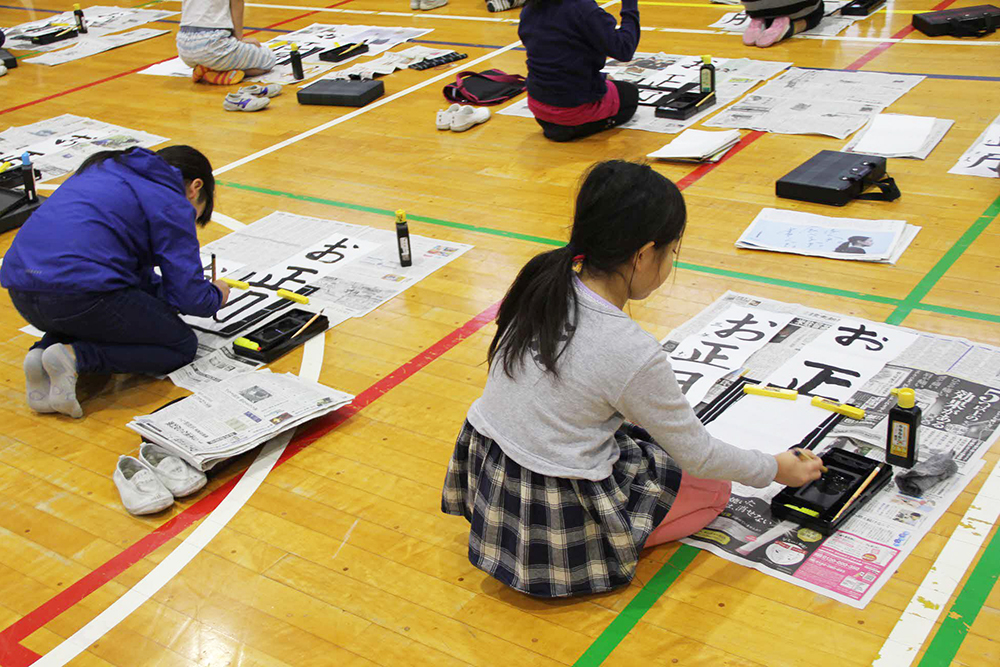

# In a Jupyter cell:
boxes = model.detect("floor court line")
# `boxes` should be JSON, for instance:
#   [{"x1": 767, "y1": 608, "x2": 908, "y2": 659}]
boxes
[{"x1": 0, "y1": 304, "x2": 501, "y2": 666}]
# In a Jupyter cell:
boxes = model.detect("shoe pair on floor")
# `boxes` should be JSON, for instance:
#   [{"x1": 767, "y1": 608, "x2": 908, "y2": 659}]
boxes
[
  {"x1": 743, "y1": 16, "x2": 794, "y2": 48},
  {"x1": 114, "y1": 444, "x2": 208, "y2": 515},
  {"x1": 223, "y1": 83, "x2": 283, "y2": 112},
  {"x1": 411, "y1": 0, "x2": 448, "y2": 10},
  {"x1": 437, "y1": 104, "x2": 491, "y2": 132}
]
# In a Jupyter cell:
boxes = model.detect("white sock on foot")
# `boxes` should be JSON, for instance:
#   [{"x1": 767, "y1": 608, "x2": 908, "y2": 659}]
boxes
[
  {"x1": 24, "y1": 348, "x2": 54, "y2": 413},
  {"x1": 42, "y1": 344, "x2": 82, "y2": 419}
]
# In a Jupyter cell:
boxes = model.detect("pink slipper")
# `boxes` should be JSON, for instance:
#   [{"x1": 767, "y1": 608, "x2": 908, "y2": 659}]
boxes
[
  {"x1": 742, "y1": 17, "x2": 766, "y2": 46},
  {"x1": 756, "y1": 16, "x2": 792, "y2": 47}
]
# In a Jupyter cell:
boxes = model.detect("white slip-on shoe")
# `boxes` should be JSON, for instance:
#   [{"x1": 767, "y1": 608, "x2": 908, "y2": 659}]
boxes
[
  {"x1": 139, "y1": 443, "x2": 207, "y2": 498},
  {"x1": 436, "y1": 103, "x2": 461, "y2": 130},
  {"x1": 450, "y1": 105, "x2": 491, "y2": 132},
  {"x1": 0, "y1": 65, "x2": 7, "y2": 77},
  {"x1": 420, "y1": 0, "x2": 448, "y2": 9},
  {"x1": 410, "y1": 0, "x2": 420, "y2": 8},
  {"x1": 113, "y1": 456, "x2": 174, "y2": 515},
  {"x1": 238, "y1": 83, "x2": 283, "y2": 98},
  {"x1": 223, "y1": 93, "x2": 270, "y2": 112}
]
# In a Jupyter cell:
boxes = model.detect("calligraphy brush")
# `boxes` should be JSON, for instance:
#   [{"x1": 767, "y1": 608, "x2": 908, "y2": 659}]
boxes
[{"x1": 830, "y1": 464, "x2": 883, "y2": 523}]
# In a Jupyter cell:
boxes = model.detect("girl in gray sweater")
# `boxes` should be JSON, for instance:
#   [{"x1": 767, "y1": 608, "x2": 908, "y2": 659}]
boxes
[{"x1": 441, "y1": 161, "x2": 823, "y2": 597}]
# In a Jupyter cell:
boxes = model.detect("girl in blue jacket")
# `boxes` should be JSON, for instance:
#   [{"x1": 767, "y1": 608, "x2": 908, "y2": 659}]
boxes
[{"x1": 0, "y1": 146, "x2": 230, "y2": 418}]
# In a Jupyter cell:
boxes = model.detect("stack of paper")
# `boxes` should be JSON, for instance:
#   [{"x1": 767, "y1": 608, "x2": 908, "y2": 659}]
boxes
[
  {"x1": 128, "y1": 371, "x2": 353, "y2": 471},
  {"x1": 647, "y1": 129, "x2": 741, "y2": 162},
  {"x1": 844, "y1": 114, "x2": 953, "y2": 160},
  {"x1": 736, "y1": 208, "x2": 921, "y2": 264}
]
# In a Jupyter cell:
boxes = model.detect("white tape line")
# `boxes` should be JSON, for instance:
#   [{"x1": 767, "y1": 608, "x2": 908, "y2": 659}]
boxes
[
  {"x1": 213, "y1": 39, "x2": 523, "y2": 176},
  {"x1": 873, "y1": 459, "x2": 1000, "y2": 667},
  {"x1": 34, "y1": 336, "x2": 328, "y2": 665},
  {"x1": 211, "y1": 212, "x2": 246, "y2": 230},
  {"x1": 232, "y1": 2, "x2": 999, "y2": 46}
]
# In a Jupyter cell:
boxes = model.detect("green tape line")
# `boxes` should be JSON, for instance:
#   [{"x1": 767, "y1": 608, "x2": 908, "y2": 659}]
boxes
[
  {"x1": 219, "y1": 181, "x2": 903, "y2": 307},
  {"x1": 912, "y1": 302, "x2": 1000, "y2": 324},
  {"x1": 886, "y1": 195, "x2": 1000, "y2": 326},
  {"x1": 917, "y1": 521, "x2": 1000, "y2": 666},
  {"x1": 574, "y1": 545, "x2": 700, "y2": 666}
]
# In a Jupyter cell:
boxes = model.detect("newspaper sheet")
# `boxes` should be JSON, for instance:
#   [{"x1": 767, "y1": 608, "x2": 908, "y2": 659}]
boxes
[
  {"x1": 948, "y1": 113, "x2": 1000, "y2": 178},
  {"x1": 167, "y1": 211, "x2": 472, "y2": 389},
  {"x1": 843, "y1": 114, "x2": 953, "y2": 160},
  {"x1": 704, "y1": 68, "x2": 924, "y2": 139},
  {"x1": 0, "y1": 114, "x2": 167, "y2": 182},
  {"x1": 24, "y1": 28, "x2": 169, "y2": 66},
  {"x1": 662, "y1": 292, "x2": 1000, "y2": 607},
  {"x1": 735, "y1": 208, "x2": 919, "y2": 264},
  {"x1": 499, "y1": 53, "x2": 790, "y2": 135},
  {"x1": 138, "y1": 24, "x2": 433, "y2": 84},
  {"x1": 1, "y1": 6, "x2": 177, "y2": 52},
  {"x1": 128, "y1": 371, "x2": 354, "y2": 470}
]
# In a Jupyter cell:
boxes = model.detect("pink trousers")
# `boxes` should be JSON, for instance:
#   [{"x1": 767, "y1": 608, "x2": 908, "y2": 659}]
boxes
[{"x1": 645, "y1": 473, "x2": 732, "y2": 548}]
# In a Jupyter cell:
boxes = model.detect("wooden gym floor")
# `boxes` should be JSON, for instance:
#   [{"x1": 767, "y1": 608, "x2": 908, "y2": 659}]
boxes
[{"x1": 0, "y1": 1, "x2": 998, "y2": 665}]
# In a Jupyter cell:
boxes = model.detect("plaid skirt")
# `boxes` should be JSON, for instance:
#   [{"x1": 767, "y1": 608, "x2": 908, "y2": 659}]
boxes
[{"x1": 441, "y1": 420, "x2": 682, "y2": 598}]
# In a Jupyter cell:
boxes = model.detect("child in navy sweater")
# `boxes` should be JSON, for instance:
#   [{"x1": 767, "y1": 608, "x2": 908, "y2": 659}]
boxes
[{"x1": 518, "y1": 0, "x2": 641, "y2": 142}]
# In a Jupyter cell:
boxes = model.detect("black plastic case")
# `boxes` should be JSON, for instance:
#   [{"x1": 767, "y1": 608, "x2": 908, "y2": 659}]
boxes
[
  {"x1": 771, "y1": 449, "x2": 892, "y2": 535},
  {"x1": 30, "y1": 28, "x2": 78, "y2": 45},
  {"x1": 776, "y1": 150, "x2": 891, "y2": 207},
  {"x1": 0, "y1": 188, "x2": 44, "y2": 235},
  {"x1": 297, "y1": 79, "x2": 385, "y2": 106},
  {"x1": 0, "y1": 48, "x2": 16, "y2": 70},
  {"x1": 232, "y1": 308, "x2": 329, "y2": 364},
  {"x1": 912, "y1": 4, "x2": 999, "y2": 36}
]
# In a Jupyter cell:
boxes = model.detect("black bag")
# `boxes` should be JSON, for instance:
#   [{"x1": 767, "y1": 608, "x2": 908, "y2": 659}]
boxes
[
  {"x1": 443, "y1": 69, "x2": 526, "y2": 106},
  {"x1": 912, "y1": 5, "x2": 1000, "y2": 37},
  {"x1": 776, "y1": 151, "x2": 901, "y2": 207}
]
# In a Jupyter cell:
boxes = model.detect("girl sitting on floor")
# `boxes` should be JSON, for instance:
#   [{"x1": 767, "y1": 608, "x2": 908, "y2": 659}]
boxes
[
  {"x1": 177, "y1": 0, "x2": 276, "y2": 85},
  {"x1": 442, "y1": 161, "x2": 823, "y2": 597},
  {"x1": 518, "y1": 0, "x2": 641, "y2": 142},
  {"x1": 0, "y1": 146, "x2": 230, "y2": 418},
  {"x1": 740, "y1": 0, "x2": 824, "y2": 48}
]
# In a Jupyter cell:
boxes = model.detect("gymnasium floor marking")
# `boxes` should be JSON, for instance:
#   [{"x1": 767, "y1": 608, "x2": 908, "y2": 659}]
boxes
[
  {"x1": 0, "y1": 303, "x2": 501, "y2": 666},
  {"x1": 219, "y1": 180, "x2": 1000, "y2": 324}
]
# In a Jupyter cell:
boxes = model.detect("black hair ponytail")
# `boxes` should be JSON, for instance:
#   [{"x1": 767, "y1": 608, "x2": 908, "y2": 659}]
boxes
[
  {"x1": 488, "y1": 160, "x2": 687, "y2": 378},
  {"x1": 77, "y1": 145, "x2": 215, "y2": 225}
]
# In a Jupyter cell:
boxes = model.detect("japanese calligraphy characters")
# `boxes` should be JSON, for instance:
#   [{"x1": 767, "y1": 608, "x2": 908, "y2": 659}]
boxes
[
  {"x1": 669, "y1": 306, "x2": 795, "y2": 406},
  {"x1": 764, "y1": 318, "x2": 918, "y2": 402}
]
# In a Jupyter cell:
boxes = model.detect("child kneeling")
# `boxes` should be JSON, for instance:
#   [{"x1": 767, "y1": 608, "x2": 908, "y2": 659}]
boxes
[
  {"x1": 442, "y1": 161, "x2": 823, "y2": 597},
  {"x1": 177, "y1": 0, "x2": 276, "y2": 85}
]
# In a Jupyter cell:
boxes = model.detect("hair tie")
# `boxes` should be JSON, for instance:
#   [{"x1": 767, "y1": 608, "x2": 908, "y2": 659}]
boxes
[{"x1": 572, "y1": 254, "x2": 585, "y2": 263}]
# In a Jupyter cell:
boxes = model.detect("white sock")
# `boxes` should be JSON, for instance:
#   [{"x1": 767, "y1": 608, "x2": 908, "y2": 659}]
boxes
[
  {"x1": 42, "y1": 344, "x2": 82, "y2": 419},
  {"x1": 24, "y1": 348, "x2": 54, "y2": 413}
]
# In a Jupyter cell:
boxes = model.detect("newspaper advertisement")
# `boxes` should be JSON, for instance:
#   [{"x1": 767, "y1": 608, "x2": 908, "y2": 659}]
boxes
[
  {"x1": 948, "y1": 113, "x2": 1000, "y2": 178},
  {"x1": 704, "y1": 68, "x2": 925, "y2": 139},
  {"x1": 663, "y1": 292, "x2": 1000, "y2": 607},
  {"x1": 24, "y1": 29, "x2": 169, "y2": 66},
  {"x1": 129, "y1": 371, "x2": 354, "y2": 470},
  {"x1": 709, "y1": 2, "x2": 859, "y2": 38},
  {"x1": 1, "y1": 6, "x2": 177, "y2": 52},
  {"x1": 0, "y1": 114, "x2": 168, "y2": 181},
  {"x1": 499, "y1": 53, "x2": 790, "y2": 134}
]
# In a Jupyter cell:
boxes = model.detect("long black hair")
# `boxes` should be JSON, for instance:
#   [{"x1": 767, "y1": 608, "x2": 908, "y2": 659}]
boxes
[
  {"x1": 78, "y1": 145, "x2": 215, "y2": 225},
  {"x1": 488, "y1": 160, "x2": 687, "y2": 378}
]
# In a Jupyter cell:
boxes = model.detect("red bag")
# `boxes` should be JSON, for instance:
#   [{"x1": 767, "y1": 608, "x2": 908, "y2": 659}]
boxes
[{"x1": 443, "y1": 69, "x2": 527, "y2": 106}]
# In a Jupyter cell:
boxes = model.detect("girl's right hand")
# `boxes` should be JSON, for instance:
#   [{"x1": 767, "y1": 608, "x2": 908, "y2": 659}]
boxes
[
  {"x1": 773, "y1": 450, "x2": 825, "y2": 487},
  {"x1": 213, "y1": 280, "x2": 231, "y2": 306}
]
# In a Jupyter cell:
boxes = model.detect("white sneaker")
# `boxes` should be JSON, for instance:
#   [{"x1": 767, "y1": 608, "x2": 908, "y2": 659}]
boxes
[
  {"x1": 139, "y1": 443, "x2": 207, "y2": 498},
  {"x1": 0, "y1": 66, "x2": 7, "y2": 77},
  {"x1": 223, "y1": 93, "x2": 269, "y2": 112},
  {"x1": 410, "y1": 0, "x2": 420, "y2": 8},
  {"x1": 113, "y1": 456, "x2": 174, "y2": 515},
  {"x1": 450, "y1": 105, "x2": 491, "y2": 132},
  {"x1": 486, "y1": 0, "x2": 525, "y2": 11},
  {"x1": 238, "y1": 83, "x2": 283, "y2": 98},
  {"x1": 420, "y1": 0, "x2": 448, "y2": 9},
  {"x1": 436, "y1": 103, "x2": 461, "y2": 130}
]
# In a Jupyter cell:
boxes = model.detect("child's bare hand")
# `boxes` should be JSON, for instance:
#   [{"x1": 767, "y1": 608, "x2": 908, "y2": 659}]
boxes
[{"x1": 773, "y1": 450, "x2": 824, "y2": 487}]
